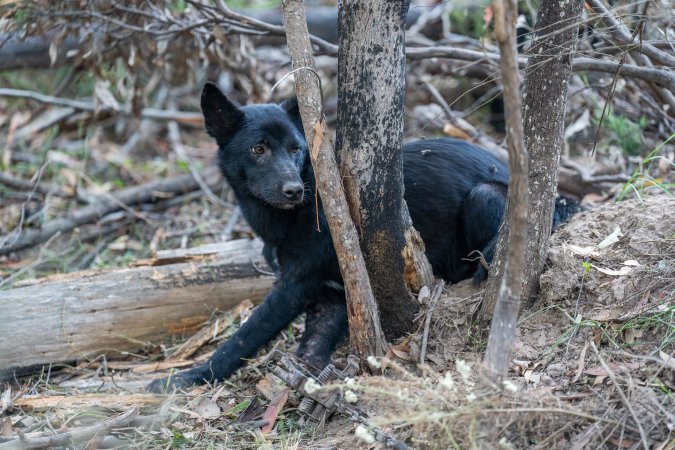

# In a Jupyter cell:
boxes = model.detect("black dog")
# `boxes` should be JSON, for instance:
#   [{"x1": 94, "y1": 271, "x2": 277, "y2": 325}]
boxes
[{"x1": 147, "y1": 82, "x2": 577, "y2": 392}]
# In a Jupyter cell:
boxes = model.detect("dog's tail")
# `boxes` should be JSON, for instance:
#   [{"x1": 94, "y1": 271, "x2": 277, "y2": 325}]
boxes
[{"x1": 553, "y1": 195, "x2": 582, "y2": 228}]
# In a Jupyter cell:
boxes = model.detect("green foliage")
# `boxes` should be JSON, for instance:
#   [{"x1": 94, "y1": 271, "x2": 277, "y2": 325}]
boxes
[
  {"x1": 581, "y1": 261, "x2": 592, "y2": 273},
  {"x1": 225, "y1": 399, "x2": 251, "y2": 418},
  {"x1": 599, "y1": 107, "x2": 647, "y2": 156},
  {"x1": 448, "y1": 7, "x2": 486, "y2": 39},
  {"x1": 618, "y1": 133, "x2": 675, "y2": 202},
  {"x1": 170, "y1": 0, "x2": 187, "y2": 14},
  {"x1": 619, "y1": 304, "x2": 674, "y2": 353},
  {"x1": 168, "y1": 429, "x2": 191, "y2": 447},
  {"x1": 224, "y1": 0, "x2": 281, "y2": 9}
]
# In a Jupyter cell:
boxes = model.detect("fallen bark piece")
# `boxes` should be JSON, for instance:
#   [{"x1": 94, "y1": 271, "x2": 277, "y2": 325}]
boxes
[
  {"x1": 168, "y1": 299, "x2": 254, "y2": 361},
  {"x1": 0, "y1": 239, "x2": 272, "y2": 380},
  {"x1": 11, "y1": 395, "x2": 156, "y2": 412}
]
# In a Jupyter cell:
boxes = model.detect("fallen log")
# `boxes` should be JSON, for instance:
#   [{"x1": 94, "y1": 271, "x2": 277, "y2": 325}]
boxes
[{"x1": 0, "y1": 239, "x2": 273, "y2": 380}]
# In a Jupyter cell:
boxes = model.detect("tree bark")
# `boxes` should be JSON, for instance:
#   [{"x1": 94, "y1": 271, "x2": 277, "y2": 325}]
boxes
[
  {"x1": 519, "y1": 0, "x2": 585, "y2": 302},
  {"x1": 0, "y1": 239, "x2": 272, "y2": 379},
  {"x1": 336, "y1": 0, "x2": 432, "y2": 340},
  {"x1": 479, "y1": 0, "x2": 584, "y2": 318},
  {"x1": 280, "y1": 0, "x2": 385, "y2": 359},
  {"x1": 480, "y1": 0, "x2": 528, "y2": 385}
]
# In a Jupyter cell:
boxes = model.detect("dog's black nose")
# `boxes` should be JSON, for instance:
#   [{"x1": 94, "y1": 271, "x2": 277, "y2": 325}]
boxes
[{"x1": 282, "y1": 182, "x2": 303, "y2": 200}]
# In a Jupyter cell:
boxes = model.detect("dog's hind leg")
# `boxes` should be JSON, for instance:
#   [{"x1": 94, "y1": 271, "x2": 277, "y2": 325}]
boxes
[
  {"x1": 461, "y1": 182, "x2": 507, "y2": 282},
  {"x1": 296, "y1": 286, "x2": 348, "y2": 371}
]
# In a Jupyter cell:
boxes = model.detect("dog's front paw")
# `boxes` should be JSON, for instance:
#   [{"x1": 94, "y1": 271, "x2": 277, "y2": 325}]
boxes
[{"x1": 146, "y1": 369, "x2": 206, "y2": 393}]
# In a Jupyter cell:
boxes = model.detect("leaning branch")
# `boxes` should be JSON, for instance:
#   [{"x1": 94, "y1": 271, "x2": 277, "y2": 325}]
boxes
[
  {"x1": 215, "y1": 0, "x2": 338, "y2": 55},
  {"x1": 280, "y1": 0, "x2": 385, "y2": 358},
  {"x1": 480, "y1": 0, "x2": 529, "y2": 385}
]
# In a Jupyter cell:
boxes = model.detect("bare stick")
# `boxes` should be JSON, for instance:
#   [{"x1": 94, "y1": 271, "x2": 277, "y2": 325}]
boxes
[
  {"x1": 0, "y1": 408, "x2": 138, "y2": 450},
  {"x1": 0, "y1": 88, "x2": 203, "y2": 126},
  {"x1": 0, "y1": 168, "x2": 221, "y2": 256},
  {"x1": 572, "y1": 57, "x2": 675, "y2": 92},
  {"x1": 590, "y1": 342, "x2": 649, "y2": 450},
  {"x1": 419, "y1": 282, "x2": 444, "y2": 365},
  {"x1": 586, "y1": 0, "x2": 675, "y2": 68},
  {"x1": 167, "y1": 118, "x2": 229, "y2": 209},
  {"x1": 222, "y1": 206, "x2": 241, "y2": 241},
  {"x1": 280, "y1": 0, "x2": 385, "y2": 358},
  {"x1": 407, "y1": 47, "x2": 675, "y2": 90},
  {"x1": 215, "y1": 0, "x2": 337, "y2": 55},
  {"x1": 480, "y1": 0, "x2": 529, "y2": 386},
  {"x1": 0, "y1": 171, "x2": 71, "y2": 198},
  {"x1": 421, "y1": 81, "x2": 508, "y2": 162}
]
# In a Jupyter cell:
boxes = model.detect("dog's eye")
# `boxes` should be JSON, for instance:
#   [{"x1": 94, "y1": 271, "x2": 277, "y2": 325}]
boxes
[
  {"x1": 252, "y1": 145, "x2": 265, "y2": 155},
  {"x1": 290, "y1": 146, "x2": 301, "y2": 154}
]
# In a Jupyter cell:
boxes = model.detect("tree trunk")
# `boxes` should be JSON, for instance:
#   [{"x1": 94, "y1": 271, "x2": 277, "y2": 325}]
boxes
[
  {"x1": 280, "y1": 0, "x2": 386, "y2": 359},
  {"x1": 0, "y1": 239, "x2": 272, "y2": 379},
  {"x1": 480, "y1": 0, "x2": 528, "y2": 385},
  {"x1": 336, "y1": 0, "x2": 432, "y2": 340},
  {"x1": 479, "y1": 0, "x2": 584, "y2": 319},
  {"x1": 520, "y1": 0, "x2": 585, "y2": 302}
]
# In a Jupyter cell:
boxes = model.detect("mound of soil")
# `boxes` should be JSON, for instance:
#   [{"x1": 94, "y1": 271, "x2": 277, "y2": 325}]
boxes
[{"x1": 540, "y1": 196, "x2": 674, "y2": 321}]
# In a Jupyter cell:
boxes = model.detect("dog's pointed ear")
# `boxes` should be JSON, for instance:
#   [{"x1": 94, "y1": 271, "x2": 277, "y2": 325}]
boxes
[
  {"x1": 201, "y1": 82, "x2": 244, "y2": 142},
  {"x1": 280, "y1": 97, "x2": 300, "y2": 120},
  {"x1": 280, "y1": 97, "x2": 304, "y2": 131}
]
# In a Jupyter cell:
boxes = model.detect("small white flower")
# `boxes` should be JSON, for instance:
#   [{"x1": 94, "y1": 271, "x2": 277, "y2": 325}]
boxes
[
  {"x1": 427, "y1": 412, "x2": 445, "y2": 422},
  {"x1": 455, "y1": 359, "x2": 472, "y2": 384},
  {"x1": 304, "y1": 378, "x2": 321, "y2": 395},
  {"x1": 366, "y1": 355, "x2": 381, "y2": 369},
  {"x1": 344, "y1": 377, "x2": 356, "y2": 386},
  {"x1": 439, "y1": 372, "x2": 455, "y2": 390},
  {"x1": 466, "y1": 392, "x2": 477, "y2": 402},
  {"x1": 345, "y1": 390, "x2": 358, "y2": 403},
  {"x1": 354, "y1": 425, "x2": 376, "y2": 444},
  {"x1": 503, "y1": 380, "x2": 518, "y2": 393}
]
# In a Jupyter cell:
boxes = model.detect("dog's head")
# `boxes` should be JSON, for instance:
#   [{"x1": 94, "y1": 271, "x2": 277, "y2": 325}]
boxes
[{"x1": 201, "y1": 82, "x2": 308, "y2": 209}]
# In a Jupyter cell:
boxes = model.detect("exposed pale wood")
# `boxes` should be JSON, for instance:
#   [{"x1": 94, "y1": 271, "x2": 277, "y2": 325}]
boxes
[
  {"x1": 131, "y1": 241, "x2": 249, "y2": 267},
  {"x1": 12, "y1": 395, "x2": 157, "y2": 412},
  {"x1": 0, "y1": 239, "x2": 273, "y2": 379},
  {"x1": 168, "y1": 299, "x2": 254, "y2": 361}
]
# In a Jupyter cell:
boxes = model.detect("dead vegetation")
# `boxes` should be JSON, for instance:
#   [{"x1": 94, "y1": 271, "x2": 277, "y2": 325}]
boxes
[
  {"x1": 1, "y1": 198, "x2": 672, "y2": 448},
  {"x1": 1, "y1": 0, "x2": 674, "y2": 448}
]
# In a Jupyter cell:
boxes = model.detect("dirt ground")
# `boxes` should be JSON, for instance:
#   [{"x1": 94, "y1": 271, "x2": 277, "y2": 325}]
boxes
[{"x1": 1, "y1": 194, "x2": 672, "y2": 449}]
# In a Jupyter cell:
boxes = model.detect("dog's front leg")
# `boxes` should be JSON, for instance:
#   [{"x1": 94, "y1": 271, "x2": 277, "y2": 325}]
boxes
[{"x1": 147, "y1": 282, "x2": 310, "y2": 392}]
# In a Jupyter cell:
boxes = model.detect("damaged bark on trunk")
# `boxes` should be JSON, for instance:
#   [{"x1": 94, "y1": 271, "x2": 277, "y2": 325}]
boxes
[{"x1": 336, "y1": 0, "x2": 433, "y2": 340}]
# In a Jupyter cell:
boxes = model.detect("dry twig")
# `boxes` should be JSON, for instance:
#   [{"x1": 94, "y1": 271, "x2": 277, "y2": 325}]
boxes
[
  {"x1": 0, "y1": 407, "x2": 138, "y2": 450},
  {"x1": 419, "y1": 282, "x2": 444, "y2": 365},
  {"x1": 0, "y1": 168, "x2": 221, "y2": 256}
]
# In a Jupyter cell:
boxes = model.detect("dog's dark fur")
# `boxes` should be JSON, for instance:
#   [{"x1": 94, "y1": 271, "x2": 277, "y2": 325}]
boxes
[{"x1": 147, "y1": 83, "x2": 579, "y2": 392}]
